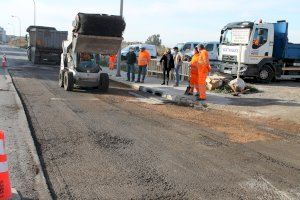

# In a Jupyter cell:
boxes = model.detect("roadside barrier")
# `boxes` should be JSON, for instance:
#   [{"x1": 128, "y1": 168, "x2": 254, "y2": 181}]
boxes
[
  {"x1": 0, "y1": 131, "x2": 11, "y2": 200},
  {"x1": 147, "y1": 59, "x2": 220, "y2": 81}
]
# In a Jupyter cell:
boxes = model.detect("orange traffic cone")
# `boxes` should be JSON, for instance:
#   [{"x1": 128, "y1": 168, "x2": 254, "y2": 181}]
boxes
[
  {"x1": 0, "y1": 131, "x2": 11, "y2": 200},
  {"x1": 1, "y1": 55, "x2": 7, "y2": 68}
]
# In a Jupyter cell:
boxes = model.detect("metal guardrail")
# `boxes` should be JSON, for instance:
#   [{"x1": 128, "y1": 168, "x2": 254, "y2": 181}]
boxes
[{"x1": 147, "y1": 59, "x2": 220, "y2": 80}]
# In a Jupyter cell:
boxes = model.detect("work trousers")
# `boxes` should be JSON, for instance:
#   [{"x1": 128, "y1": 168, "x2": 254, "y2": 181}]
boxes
[
  {"x1": 137, "y1": 66, "x2": 147, "y2": 82},
  {"x1": 126, "y1": 64, "x2": 136, "y2": 81},
  {"x1": 163, "y1": 68, "x2": 170, "y2": 83},
  {"x1": 174, "y1": 64, "x2": 181, "y2": 85}
]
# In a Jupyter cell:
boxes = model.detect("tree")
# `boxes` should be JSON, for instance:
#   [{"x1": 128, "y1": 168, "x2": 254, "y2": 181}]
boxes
[{"x1": 145, "y1": 34, "x2": 162, "y2": 46}]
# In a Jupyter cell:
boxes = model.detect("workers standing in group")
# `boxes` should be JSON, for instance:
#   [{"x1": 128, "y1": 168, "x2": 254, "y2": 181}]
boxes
[
  {"x1": 187, "y1": 47, "x2": 200, "y2": 95},
  {"x1": 125, "y1": 47, "x2": 137, "y2": 82},
  {"x1": 136, "y1": 46, "x2": 151, "y2": 83},
  {"x1": 196, "y1": 44, "x2": 211, "y2": 100},
  {"x1": 108, "y1": 54, "x2": 117, "y2": 70},
  {"x1": 159, "y1": 49, "x2": 174, "y2": 85}
]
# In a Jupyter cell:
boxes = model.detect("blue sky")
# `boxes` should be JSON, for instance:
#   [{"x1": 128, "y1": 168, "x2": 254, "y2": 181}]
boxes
[{"x1": 1, "y1": 0, "x2": 300, "y2": 46}]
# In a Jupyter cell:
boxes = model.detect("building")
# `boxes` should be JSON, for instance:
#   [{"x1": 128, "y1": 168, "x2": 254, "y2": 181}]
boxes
[{"x1": 0, "y1": 26, "x2": 7, "y2": 43}]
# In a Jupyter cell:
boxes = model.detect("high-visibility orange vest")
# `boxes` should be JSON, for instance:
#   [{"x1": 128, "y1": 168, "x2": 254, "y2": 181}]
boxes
[
  {"x1": 138, "y1": 50, "x2": 151, "y2": 66},
  {"x1": 198, "y1": 50, "x2": 211, "y2": 74}
]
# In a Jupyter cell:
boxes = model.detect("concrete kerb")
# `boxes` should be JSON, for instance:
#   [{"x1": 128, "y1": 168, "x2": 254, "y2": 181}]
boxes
[
  {"x1": 108, "y1": 75, "x2": 204, "y2": 108},
  {"x1": 6, "y1": 69, "x2": 52, "y2": 199}
]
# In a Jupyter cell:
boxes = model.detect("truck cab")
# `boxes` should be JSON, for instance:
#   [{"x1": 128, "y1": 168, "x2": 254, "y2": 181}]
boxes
[{"x1": 218, "y1": 20, "x2": 300, "y2": 82}]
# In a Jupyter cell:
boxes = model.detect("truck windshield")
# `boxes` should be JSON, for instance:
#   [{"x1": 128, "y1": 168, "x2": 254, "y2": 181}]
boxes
[
  {"x1": 222, "y1": 28, "x2": 251, "y2": 45},
  {"x1": 76, "y1": 53, "x2": 100, "y2": 73}
]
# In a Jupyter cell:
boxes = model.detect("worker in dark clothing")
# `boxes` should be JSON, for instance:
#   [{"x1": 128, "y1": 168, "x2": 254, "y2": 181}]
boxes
[
  {"x1": 126, "y1": 47, "x2": 137, "y2": 82},
  {"x1": 159, "y1": 49, "x2": 174, "y2": 85}
]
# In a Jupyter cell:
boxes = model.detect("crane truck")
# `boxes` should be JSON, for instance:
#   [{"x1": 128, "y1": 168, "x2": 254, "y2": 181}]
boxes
[
  {"x1": 59, "y1": 13, "x2": 126, "y2": 91},
  {"x1": 218, "y1": 20, "x2": 300, "y2": 83}
]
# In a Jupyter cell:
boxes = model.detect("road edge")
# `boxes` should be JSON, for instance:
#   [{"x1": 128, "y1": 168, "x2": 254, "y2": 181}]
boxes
[{"x1": 7, "y1": 69, "x2": 52, "y2": 200}]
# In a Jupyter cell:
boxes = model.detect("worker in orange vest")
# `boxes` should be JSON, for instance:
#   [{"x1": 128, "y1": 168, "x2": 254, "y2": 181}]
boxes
[
  {"x1": 196, "y1": 44, "x2": 211, "y2": 100},
  {"x1": 136, "y1": 46, "x2": 151, "y2": 83},
  {"x1": 188, "y1": 47, "x2": 200, "y2": 95},
  {"x1": 108, "y1": 54, "x2": 117, "y2": 70}
]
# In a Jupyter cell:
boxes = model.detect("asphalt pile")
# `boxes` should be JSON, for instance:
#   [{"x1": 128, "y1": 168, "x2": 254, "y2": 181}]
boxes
[{"x1": 73, "y1": 13, "x2": 126, "y2": 37}]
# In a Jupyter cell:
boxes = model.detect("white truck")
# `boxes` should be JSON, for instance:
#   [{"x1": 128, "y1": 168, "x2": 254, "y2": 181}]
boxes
[
  {"x1": 218, "y1": 20, "x2": 300, "y2": 83},
  {"x1": 59, "y1": 13, "x2": 125, "y2": 91}
]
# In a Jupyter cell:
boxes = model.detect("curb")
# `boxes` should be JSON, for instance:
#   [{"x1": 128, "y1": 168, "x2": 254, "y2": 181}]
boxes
[
  {"x1": 109, "y1": 75, "x2": 202, "y2": 108},
  {"x1": 6, "y1": 69, "x2": 52, "y2": 199}
]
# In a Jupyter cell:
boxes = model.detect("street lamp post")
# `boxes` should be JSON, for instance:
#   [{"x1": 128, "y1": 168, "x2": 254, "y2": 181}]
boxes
[
  {"x1": 116, "y1": 0, "x2": 124, "y2": 77},
  {"x1": 32, "y1": 0, "x2": 36, "y2": 25},
  {"x1": 11, "y1": 15, "x2": 22, "y2": 47}
]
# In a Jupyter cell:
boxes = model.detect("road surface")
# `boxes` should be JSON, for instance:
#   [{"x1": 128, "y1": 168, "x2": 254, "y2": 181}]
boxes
[{"x1": 3, "y1": 46, "x2": 300, "y2": 199}]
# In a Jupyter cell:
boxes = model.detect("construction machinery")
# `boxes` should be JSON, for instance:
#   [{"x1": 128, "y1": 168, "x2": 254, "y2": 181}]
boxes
[
  {"x1": 27, "y1": 26, "x2": 67, "y2": 64},
  {"x1": 59, "y1": 13, "x2": 126, "y2": 91}
]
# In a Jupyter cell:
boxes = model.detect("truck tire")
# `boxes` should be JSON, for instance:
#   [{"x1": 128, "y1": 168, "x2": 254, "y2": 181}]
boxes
[
  {"x1": 98, "y1": 73, "x2": 109, "y2": 92},
  {"x1": 59, "y1": 70, "x2": 64, "y2": 87},
  {"x1": 259, "y1": 65, "x2": 274, "y2": 83},
  {"x1": 64, "y1": 72, "x2": 74, "y2": 91},
  {"x1": 27, "y1": 48, "x2": 31, "y2": 61}
]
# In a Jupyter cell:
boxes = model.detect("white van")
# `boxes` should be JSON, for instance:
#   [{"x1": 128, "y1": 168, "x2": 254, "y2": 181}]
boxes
[{"x1": 121, "y1": 44, "x2": 157, "y2": 60}]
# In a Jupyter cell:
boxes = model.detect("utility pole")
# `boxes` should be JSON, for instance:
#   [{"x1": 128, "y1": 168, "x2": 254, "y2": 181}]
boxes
[
  {"x1": 11, "y1": 15, "x2": 21, "y2": 47},
  {"x1": 116, "y1": 0, "x2": 124, "y2": 77},
  {"x1": 33, "y1": 0, "x2": 36, "y2": 25}
]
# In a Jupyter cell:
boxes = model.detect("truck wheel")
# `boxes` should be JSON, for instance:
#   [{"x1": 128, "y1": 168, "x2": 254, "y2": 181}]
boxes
[
  {"x1": 259, "y1": 65, "x2": 274, "y2": 83},
  {"x1": 59, "y1": 70, "x2": 64, "y2": 87},
  {"x1": 64, "y1": 72, "x2": 74, "y2": 91},
  {"x1": 98, "y1": 73, "x2": 109, "y2": 92},
  {"x1": 27, "y1": 49, "x2": 31, "y2": 61}
]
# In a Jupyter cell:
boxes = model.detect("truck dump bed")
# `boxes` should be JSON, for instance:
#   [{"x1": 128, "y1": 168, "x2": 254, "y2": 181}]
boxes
[
  {"x1": 72, "y1": 33, "x2": 123, "y2": 55},
  {"x1": 284, "y1": 43, "x2": 300, "y2": 60},
  {"x1": 27, "y1": 26, "x2": 68, "y2": 49}
]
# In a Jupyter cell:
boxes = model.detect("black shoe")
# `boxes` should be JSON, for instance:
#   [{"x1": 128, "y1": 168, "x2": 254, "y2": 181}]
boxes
[
  {"x1": 131, "y1": 79, "x2": 135, "y2": 82},
  {"x1": 161, "y1": 82, "x2": 165, "y2": 85},
  {"x1": 141, "y1": 80, "x2": 144, "y2": 83},
  {"x1": 135, "y1": 80, "x2": 140, "y2": 83},
  {"x1": 126, "y1": 79, "x2": 130, "y2": 81}
]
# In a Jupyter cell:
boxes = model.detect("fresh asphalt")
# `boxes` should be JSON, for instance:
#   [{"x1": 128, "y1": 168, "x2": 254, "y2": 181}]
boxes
[{"x1": 3, "y1": 45, "x2": 300, "y2": 199}]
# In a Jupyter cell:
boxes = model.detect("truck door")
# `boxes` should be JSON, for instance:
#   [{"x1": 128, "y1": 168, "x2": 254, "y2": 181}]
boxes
[{"x1": 249, "y1": 25, "x2": 274, "y2": 63}]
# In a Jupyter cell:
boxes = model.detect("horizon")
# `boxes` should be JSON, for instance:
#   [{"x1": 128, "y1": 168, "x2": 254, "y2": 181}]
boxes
[{"x1": 1, "y1": 0, "x2": 300, "y2": 47}]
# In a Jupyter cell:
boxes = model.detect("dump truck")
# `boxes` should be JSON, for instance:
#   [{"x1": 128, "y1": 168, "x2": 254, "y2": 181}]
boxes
[
  {"x1": 59, "y1": 13, "x2": 126, "y2": 92},
  {"x1": 218, "y1": 20, "x2": 300, "y2": 82},
  {"x1": 26, "y1": 26, "x2": 68, "y2": 64}
]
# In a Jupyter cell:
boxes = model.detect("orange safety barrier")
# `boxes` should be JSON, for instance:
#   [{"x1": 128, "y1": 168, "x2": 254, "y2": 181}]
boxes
[{"x1": 0, "y1": 131, "x2": 11, "y2": 200}]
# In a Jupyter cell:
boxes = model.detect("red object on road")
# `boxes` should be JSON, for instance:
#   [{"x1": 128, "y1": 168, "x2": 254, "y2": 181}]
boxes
[
  {"x1": 2, "y1": 55, "x2": 7, "y2": 68},
  {"x1": 0, "y1": 131, "x2": 11, "y2": 200}
]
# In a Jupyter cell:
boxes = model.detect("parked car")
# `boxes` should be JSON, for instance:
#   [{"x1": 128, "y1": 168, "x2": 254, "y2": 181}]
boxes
[
  {"x1": 121, "y1": 44, "x2": 157, "y2": 60},
  {"x1": 203, "y1": 42, "x2": 219, "y2": 61},
  {"x1": 180, "y1": 42, "x2": 200, "y2": 61}
]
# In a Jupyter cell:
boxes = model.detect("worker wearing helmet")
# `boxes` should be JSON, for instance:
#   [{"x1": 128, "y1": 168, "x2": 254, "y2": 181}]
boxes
[
  {"x1": 188, "y1": 47, "x2": 200, "y2": 95},
  {"x1": 196, "y1": 44, "x2": 211, "y2": 100},
  {"x1": 136, "y1": 46, "x2": 151, "y2": 83}
]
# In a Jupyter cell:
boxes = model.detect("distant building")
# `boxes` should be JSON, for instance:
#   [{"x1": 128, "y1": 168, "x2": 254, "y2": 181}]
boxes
[{"x1": 0, "y1": 27, "x2": 7, "y2": 43}]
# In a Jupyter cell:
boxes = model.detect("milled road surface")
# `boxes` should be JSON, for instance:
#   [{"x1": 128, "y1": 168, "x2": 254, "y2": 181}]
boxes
[{"x1": 8, "y1": 55, "x2": 300, "y2": 199}]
